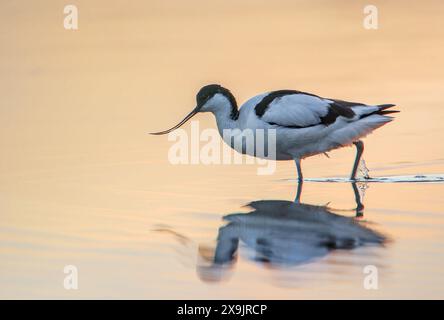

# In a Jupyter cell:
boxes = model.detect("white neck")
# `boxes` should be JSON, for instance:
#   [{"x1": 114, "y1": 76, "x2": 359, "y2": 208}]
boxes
[
  {"x1": 213, "y1": 105, "x2": 238, "y2": 135},
  {"x1": 201, "y1": 93, "x2": 239, "y2": 134}
]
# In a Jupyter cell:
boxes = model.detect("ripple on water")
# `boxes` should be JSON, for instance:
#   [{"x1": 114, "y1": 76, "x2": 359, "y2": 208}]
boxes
[{"x1": 302, "y1": 174, "x2": 444, "y2": 183}]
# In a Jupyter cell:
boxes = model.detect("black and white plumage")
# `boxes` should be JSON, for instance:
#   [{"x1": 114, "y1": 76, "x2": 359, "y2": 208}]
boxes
[{"x1": 151, "y1": 84, "x2": 399, "y2": 180}]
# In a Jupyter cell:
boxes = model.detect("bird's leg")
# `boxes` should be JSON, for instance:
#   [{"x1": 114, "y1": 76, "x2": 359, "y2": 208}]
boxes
[
  {"x1": 295, "y1": 158, "x2": 303, "y2": 182},
  {"x1": 294, "y1": 158, "x2": 303, "y2": 203},
  {"x1": 295, "y1": 180, "x2": 303, "y2": 203},
  {"x1": 350, "y1": 140, "x2": 364, "y2": 180},
  {"x1": 351, "y1": 182, "x2": 364, "y2": 217}
]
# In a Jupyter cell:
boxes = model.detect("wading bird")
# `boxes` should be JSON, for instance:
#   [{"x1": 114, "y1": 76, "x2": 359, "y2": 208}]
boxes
[{"x1": 151, "y1": 84, "x2": 398, "y2": 180}]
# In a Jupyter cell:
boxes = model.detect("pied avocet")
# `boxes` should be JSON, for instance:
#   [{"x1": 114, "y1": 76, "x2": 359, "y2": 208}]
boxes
[{"x1": 151, "y1": 84, "x2": 398, "y2": 181}]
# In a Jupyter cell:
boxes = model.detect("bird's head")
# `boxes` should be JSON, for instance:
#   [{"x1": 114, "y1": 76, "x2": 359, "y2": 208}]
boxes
[{"x1": 150, "y1": 84, "x2": 237, "y2": 135}]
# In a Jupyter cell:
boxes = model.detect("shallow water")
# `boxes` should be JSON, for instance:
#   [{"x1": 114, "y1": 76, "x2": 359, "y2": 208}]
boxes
[
  {"x1": 1, "y1": 0, "x2": 444, "y2": 299},
  {"x1": 304, "y1": 174, "x2": 444, "y2": 183}
]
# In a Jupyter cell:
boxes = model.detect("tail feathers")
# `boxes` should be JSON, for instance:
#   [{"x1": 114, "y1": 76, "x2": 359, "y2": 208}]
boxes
[
  {"x1": 376, "y1": 104, "x2": 399, "y2": 116},
  {"x1": 352, "y1": 103, "x2": 399, "y2": 118},
  {"x1": 378, "y1": 110, "x2": 400, "y2": 116},
  {"x1": 355, "y1": 104, "x2": 399, "y2": 119},
  {"x1": 377, "y1": 104, "x2": 396, "y2": 109}
]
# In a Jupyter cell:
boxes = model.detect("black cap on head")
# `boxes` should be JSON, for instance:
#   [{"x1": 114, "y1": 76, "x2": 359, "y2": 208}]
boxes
[
  {"x1": 196, "y1": 84, "x2": 223, "y2": 106},
  {"x1": 196, "y1": 84, "x2": 238, "y2": 119}
]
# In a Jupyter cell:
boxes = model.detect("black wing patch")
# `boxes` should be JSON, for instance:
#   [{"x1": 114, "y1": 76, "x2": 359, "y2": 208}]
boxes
[
  {"x1": 254, "y1": 90, "x2": 320, "y2": 117},
  {"x1": 320, "y1": 100, "x2": 356, "y2": 126},
  {"x1": 327, "y1": 99, "x2": 366, "y2": 108}
]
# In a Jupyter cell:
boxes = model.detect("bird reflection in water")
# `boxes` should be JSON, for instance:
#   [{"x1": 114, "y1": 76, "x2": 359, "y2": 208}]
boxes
[{"x1": 156, "y1": 182, "x2": 386, "y2": 282}]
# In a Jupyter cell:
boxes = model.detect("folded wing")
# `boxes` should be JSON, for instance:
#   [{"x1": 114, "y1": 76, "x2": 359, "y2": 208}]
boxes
[{"x1": 256, "y1": 91, "x2": 370, "y2": 128}]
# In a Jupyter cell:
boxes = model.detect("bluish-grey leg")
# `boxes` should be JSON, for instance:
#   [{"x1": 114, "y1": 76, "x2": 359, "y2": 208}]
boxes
[
  {"x1": 294, "y1": 159, "x2": 303, "y2": 203},
  {"x1": 350, "y1": 140, "x2": 364, "y2": 180},
  {"x1": 351, "y1": 182, "x2": 364, "y2": 217},
  {"x1": 295, "y1": 158, "x2": 303, "y2": 182},
  {"x1": 295, "y1": 180, "x2": 303, "y2": 203}
]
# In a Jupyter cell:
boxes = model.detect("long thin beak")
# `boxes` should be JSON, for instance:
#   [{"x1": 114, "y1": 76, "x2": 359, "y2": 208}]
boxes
[{"x1": 150, "y1": 106, "x2": 199, "y2": 135}]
